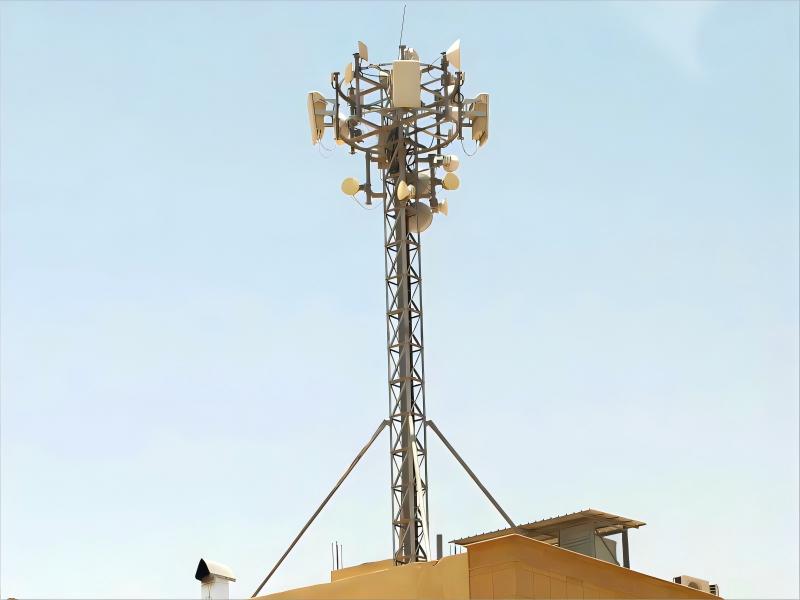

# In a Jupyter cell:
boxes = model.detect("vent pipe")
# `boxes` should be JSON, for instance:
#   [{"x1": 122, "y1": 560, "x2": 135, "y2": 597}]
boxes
[{"x1": 195, "y1": 558, "x2": 236, "y2": 600}]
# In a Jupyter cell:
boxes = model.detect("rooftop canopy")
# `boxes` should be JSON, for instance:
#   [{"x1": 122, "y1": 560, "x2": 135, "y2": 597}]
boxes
[{"x1": 451, "y1": 508, "x2": 646, "y2": 546}]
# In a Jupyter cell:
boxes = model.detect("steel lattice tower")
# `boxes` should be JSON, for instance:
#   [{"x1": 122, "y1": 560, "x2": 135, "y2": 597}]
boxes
[
  {"x1": 305, "y1": 40, "x2": 489, "y2": 565},
  {"x1": 250, "y1": 39, "x2": 499, "y2": 596},
  {"x1": 251, "y1": 39, "x2": 508, "y2": 597}
]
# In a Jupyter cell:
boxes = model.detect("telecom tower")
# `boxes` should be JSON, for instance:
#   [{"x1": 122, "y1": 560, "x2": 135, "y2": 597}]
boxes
[
  {"x1": 313, "y1": 38, "x2": 488, "y2": 565},
  {"x1": 251, "y1": 39, "x2": 502, "y2": 598}
]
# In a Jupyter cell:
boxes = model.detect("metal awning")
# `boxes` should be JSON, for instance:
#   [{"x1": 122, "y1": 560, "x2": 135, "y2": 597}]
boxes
[{"x1": 451, "y1": 508, "x2": 646, "y2": 546}]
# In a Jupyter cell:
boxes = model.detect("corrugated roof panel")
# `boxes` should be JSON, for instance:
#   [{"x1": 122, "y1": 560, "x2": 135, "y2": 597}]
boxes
[{"x1": 451, "y1": 508, "x2": 646, "y2": 546}]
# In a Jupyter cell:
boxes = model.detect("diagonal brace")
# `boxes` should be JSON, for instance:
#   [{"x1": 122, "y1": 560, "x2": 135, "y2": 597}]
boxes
[
  {"x1": 251, "y1": 419, "x2": 390, "y2": 598},
  {"x1": 426, "y1": 419, "x2": 517, "y2": 531}
]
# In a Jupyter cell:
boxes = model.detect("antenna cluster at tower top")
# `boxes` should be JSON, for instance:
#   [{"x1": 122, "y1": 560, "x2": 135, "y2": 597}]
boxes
[
  {"x1": 301, "y1": 37, "x2": 492, "y2": 569},
  {"x1": 306, "y1": 39, "x2": 489, "y2": 232}
]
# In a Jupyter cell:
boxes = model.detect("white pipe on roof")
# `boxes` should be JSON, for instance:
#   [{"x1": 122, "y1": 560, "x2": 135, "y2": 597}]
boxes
[{"x1": 195, "y1": 558, "x2": 236, "y2": 600}]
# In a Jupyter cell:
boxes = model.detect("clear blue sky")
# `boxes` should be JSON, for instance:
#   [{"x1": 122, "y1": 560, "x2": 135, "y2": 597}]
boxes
[{"x1": 1, "y1": 1, "x2": 798, "y2": 598}]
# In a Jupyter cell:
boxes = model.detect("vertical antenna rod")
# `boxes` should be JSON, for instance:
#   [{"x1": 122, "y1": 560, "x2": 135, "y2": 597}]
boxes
[{"x1": 398, "y1": 4, "x2": 407, "y2": 52}]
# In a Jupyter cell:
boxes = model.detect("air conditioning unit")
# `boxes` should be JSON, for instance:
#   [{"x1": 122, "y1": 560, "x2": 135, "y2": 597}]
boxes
[
  {"x1": 709, "y1": 583, "x2": 721, "y2": 596},
  {"x1": 673, "y1": 575, "x2": 710, "y2": 593}
]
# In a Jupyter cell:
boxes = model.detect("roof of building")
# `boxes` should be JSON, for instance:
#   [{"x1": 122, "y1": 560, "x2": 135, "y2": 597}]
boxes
[{"x1": 451, "y1": 508, "x2": 646, "y2": 546}]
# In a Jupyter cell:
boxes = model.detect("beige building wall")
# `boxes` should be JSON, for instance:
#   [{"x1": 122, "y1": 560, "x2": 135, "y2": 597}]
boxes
[
  {"x1": 467, "y1": 534, "x2": 718, "y2": 599},
  {"x1": 257, "y1": 533, "x2": 719, "y2": 600},
  {"x1": 258, "y1": 553, "x2": 468, "y2": 600}
]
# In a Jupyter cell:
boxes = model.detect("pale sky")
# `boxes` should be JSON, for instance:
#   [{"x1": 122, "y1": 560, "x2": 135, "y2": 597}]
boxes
[{"x1": 1, "y1": 1, "x2": 798, "y2": 598}]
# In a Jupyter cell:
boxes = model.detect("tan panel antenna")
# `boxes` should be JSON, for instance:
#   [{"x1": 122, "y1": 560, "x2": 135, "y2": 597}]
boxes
[
  {"x1": 338, "y1": 111, "x2": 351, "y2": 141},
  {"x1": 391, "y1": 60, "x2": 421, "y2": 108},
  {"x1": 344, "y1": 62, "x2": 354, "y2": 85},
  {"x1": 306, "y1": 91, "x2": 326, "y2": 145},
  {"x1": 358, "y1": 41, "x2": 369, "y2": 62},
  {"x1": 472, "y1": 93, "x2": 489, "y2": 146},
  {"x1": 446, "y1": 39, "x2": 461, "y2": 70}
]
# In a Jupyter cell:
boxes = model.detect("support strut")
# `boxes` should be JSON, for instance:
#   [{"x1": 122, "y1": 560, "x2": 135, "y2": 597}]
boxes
[
  {"x1": 250, "y1": 420, "x2": 389, "y2": 598},
  {"x1": 426, "y1": 420, "x2": 517, "y2": 531}
]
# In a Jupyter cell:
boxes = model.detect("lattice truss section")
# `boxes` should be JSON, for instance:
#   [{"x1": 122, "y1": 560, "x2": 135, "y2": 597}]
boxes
[{"x1": 384, "y1": 174, "x2": 430, "y2": 564}]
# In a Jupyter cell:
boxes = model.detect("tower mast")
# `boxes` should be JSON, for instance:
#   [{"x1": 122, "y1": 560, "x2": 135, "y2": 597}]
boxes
[
  {"x1": 306, "y1": 38, "x2": 488, "y2": 564},
  {"x1": 384, "y1": 136, "x2": 429, "y2": 563},
  {"x1": 249, "y1": 37, "x2": 499, "y2": 598}
]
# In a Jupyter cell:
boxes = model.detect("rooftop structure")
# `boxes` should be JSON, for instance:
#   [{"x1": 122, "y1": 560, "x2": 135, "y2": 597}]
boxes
[
  {"x1": 252, "y1": 527, "x2": 720, "y2": 600},
  {"x1": 452, "y1": 508, "x2": 646, "y2": 569}
]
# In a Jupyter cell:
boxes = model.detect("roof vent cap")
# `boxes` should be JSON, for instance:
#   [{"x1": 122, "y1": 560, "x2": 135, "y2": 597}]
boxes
[{"x1": 195, "y1": 558, "x2": 236, "y2": 600}]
